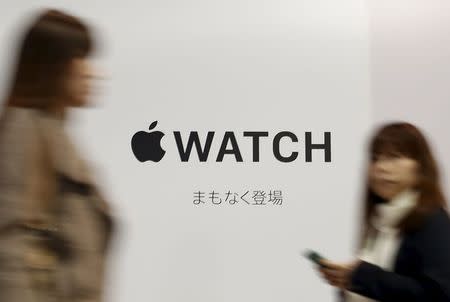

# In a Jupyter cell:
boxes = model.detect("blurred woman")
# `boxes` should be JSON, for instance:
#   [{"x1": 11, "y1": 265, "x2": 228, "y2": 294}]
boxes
[
  {"x1": 318, "y1": 122, "x2": 450, "y2": 302},
  {"x1": 0, "y1": 9, "x2": 114, "y2": 302}
]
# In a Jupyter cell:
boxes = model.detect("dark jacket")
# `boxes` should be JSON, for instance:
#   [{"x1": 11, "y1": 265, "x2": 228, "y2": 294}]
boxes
[{"x1": 346, "y1": 207, "x2": 450, "y2": 302}]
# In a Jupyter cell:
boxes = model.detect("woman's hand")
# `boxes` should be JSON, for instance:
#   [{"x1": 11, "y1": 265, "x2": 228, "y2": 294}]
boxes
[{"x1": 317, "y1": 259, "x2": 361, "y2": 289}]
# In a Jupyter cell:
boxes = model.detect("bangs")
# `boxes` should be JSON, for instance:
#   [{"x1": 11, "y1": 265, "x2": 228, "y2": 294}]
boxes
[
  {"x1": 7, "y1": 9, "x2": 94, "y2": 106},
  {"x1": 369, "y1": 123, "x2": 420, "y2": 159},
  {"x1": 28, "y1": 10, "x2": 94, "y2": 60}
]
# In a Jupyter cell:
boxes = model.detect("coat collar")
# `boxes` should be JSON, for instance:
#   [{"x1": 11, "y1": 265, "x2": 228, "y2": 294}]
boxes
[
  {"x1": 33, "y1": 109, "x2": 94, "y2": 185},
  {"x1": 371, "y1": 189, "x2": 419, "y2": 232}
]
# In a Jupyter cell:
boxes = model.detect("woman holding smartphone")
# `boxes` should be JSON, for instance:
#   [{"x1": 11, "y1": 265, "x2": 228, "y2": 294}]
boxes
[{"x1": 317, "y1": 122, "x2": 450, "y2": 302}]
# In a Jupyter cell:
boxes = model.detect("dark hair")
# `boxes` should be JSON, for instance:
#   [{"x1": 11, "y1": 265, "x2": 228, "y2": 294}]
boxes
[
  {"x1": 359, "y1": 122, "x2": 447, "y2": 245},
  {"x1": 5, "y1": 9, "x2": 93, "y2": 108}
]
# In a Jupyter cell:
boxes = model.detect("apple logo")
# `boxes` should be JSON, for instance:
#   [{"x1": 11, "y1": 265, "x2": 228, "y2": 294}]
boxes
[{"x1": 131, "y1": 121, "x2": 166, "y2": 162}]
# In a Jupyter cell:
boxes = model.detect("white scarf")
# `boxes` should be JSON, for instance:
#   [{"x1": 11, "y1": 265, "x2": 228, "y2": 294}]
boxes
[{"x1": 345, "y1": 189, "x2": 419, "y2": 302}]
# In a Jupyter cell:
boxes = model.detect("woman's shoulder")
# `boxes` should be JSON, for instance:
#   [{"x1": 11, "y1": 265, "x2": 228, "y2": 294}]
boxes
[
  {"x1": 401, "y1": 207, "x2": 450, "y2": 265},
  {"x1": 0, "y1": 106, "x2": 94, "y2": 184},
  {"x1": 409, "y1": 207, "x2": 450, "y2": 242},
  {"x1": 0, "y1": 106, "x2": 66, "y2": 163},
  {"x1": 0, "y1": 106, "x2": 63, "y2": 137},
  {"x1": 0, "y1": 106, "x2": 58, "y2": 134},
  {"x1": 0, "y1": 106, "x2": 37, "y2": 126},
  {"x1": 424, "y1": 207, "x2": 450, "y2": 227},
  {"x1": 0, "y1": 107, "x2": 40, "y2": 146}
]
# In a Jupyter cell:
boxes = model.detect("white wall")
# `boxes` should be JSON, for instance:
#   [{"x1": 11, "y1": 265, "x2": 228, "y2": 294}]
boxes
[
  {"x1": 369, "y1": 0, "x2": 450, "y2": 200},
  {"x1": 0, "y1": 1, "x2": 373, "y2": 301}
]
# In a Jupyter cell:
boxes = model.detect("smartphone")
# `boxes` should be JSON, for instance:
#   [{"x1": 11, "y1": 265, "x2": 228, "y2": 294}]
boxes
[{"x1": 303, "y1": 249, "x2": 327, "y2": 267}]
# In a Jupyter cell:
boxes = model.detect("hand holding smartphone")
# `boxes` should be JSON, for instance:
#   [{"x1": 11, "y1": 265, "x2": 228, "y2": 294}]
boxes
[{"x1": 303, "y1": 249, "x2": 328, "y2": 267}]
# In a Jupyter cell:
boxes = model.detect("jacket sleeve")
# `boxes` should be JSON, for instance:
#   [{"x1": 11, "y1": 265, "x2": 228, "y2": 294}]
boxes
[{"x1": 349, "y1": 209, "x2": 450, "y2": 302}]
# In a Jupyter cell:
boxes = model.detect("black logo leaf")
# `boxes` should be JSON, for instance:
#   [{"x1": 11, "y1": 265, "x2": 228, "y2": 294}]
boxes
[{"x1": 149, "y1": 121, "x2": 158, "y2": 130}]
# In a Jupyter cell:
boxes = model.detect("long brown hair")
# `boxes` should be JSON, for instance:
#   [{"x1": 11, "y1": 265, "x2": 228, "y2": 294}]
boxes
[
  {"x1": 359, "y1": 122, "x2": 447, "y2": 246},
  {"x1": 4, "y1": 9, "x2": 93, "y2": 109}
]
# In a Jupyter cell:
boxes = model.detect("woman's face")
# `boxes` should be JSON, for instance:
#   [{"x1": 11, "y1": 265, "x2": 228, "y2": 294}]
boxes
[
  {"x1": 369, "y1": 151, "x2": 420, "y2": 200},
  {"x1": 64, "y1": 57, "x2": 97, "y2": 107}
]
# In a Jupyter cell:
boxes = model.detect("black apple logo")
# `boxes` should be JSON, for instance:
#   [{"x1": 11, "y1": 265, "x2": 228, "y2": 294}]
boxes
[{"x1": 131, "y1": 121, "x2": 166, "y2": 162}]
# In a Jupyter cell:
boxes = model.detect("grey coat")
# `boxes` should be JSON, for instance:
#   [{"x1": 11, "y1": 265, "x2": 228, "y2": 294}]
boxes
[{"x1": 0, "y1": 106, "x2": 114, "y2": 302}]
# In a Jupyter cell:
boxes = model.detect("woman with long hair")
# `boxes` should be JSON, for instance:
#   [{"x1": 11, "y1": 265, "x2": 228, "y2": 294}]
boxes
[
  {"x1": 0, "y1": 9, "x2": 114, "y2": 302},
  {"x1": 318, "y1": 122, "x2": 450, "y2": 302}
]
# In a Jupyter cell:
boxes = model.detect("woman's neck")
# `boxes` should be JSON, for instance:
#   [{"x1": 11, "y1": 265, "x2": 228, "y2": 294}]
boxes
[
  {"x1": 46, "y1": 103, "x2": 67, "y2": 121},
  {"x1": 6, "y1": 96, "x2": 68, "y2": 121}
]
